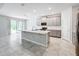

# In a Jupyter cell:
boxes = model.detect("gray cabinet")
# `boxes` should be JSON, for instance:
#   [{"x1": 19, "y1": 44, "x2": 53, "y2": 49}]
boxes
[{"x1": 48, "y1": 30, "x2": 61, "y2": 38}]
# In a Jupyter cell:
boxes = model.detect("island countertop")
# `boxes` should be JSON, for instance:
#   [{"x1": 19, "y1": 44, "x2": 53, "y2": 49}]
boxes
[{"x1": 22, "y1": 30, "x2": 50, "y2": 34}]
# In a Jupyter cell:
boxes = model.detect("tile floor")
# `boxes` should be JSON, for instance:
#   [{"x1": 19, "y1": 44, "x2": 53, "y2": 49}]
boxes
[{"x1": 0, "y1": 33, "x2": 76, "y2": 56}]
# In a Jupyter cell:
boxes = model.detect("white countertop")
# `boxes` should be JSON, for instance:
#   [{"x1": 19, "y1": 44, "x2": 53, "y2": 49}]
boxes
[{"x1": 22, "y1": 30, "x2": 50, "y2": 34}]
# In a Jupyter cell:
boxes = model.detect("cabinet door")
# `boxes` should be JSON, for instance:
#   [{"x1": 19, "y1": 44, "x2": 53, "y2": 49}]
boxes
[
  {"x1": 49, "y1": 30, "x2": 61, "y2": 37},
  {"x1": 47, "y1": 16, "x2": 61, "y2": 26}
]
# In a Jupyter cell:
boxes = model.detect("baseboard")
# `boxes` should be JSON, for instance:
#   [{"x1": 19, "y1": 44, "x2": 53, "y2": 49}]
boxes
[{"x1": 61, "y1": 38, "x2": 72, "y2": 43}]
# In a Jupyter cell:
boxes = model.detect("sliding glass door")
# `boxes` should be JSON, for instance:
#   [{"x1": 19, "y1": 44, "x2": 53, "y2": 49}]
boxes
[
  {"x1": 16, "y1": 21, "x2": 23, "y2": 31},
  {"x1": 16, "y1": 20, "x2": 27, "y2": 31},
  {"x1": 11, "y1": 19, "x2": 27, "y2": 33}
]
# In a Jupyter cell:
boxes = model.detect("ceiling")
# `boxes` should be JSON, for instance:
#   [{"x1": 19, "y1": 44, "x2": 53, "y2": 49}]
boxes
[
  {"x1": 0, "y1": 3, "x2": 4, "y2": 9},
  {"x1": 0, "y1": 3, "x2": 79, "y2": 19}
]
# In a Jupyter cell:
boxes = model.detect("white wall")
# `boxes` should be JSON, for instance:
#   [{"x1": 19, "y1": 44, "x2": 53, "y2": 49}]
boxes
[
  {"x1": 61, "y1": 7, "x2": 72, "y2": 42},
  {"x1": 0, "y1": 15, "x2": 10, "y2": 37}
]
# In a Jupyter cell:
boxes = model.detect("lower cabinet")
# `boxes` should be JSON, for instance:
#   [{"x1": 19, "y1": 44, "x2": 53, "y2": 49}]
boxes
[{"x1": 48, "y1": 30, "x2": 61, "y2": 38}]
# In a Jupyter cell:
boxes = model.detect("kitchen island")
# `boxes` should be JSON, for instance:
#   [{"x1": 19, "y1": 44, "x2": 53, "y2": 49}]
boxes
[{"x1": 21, "y1": 30, "x2": 50, "y2": 47}]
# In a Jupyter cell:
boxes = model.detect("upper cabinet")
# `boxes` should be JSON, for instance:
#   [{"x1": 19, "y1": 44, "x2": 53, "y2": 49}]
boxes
[{"x1": 37, "y1": 13, "x2": 61, "y2": 26}]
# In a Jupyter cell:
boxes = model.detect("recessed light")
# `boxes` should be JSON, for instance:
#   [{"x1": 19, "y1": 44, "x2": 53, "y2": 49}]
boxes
[
  {"x1": 48, "y1": 7, "x2": 52, "y2": 10},
  {"x1": 51, "y1": 12, "x2": 54, "y2": 14},
  {"x1": 33, "y1": 9, "x2": 37, "y2": 13},
  {"x1": 24, "y1": 14, "x2": 26, "y2": 16}
]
